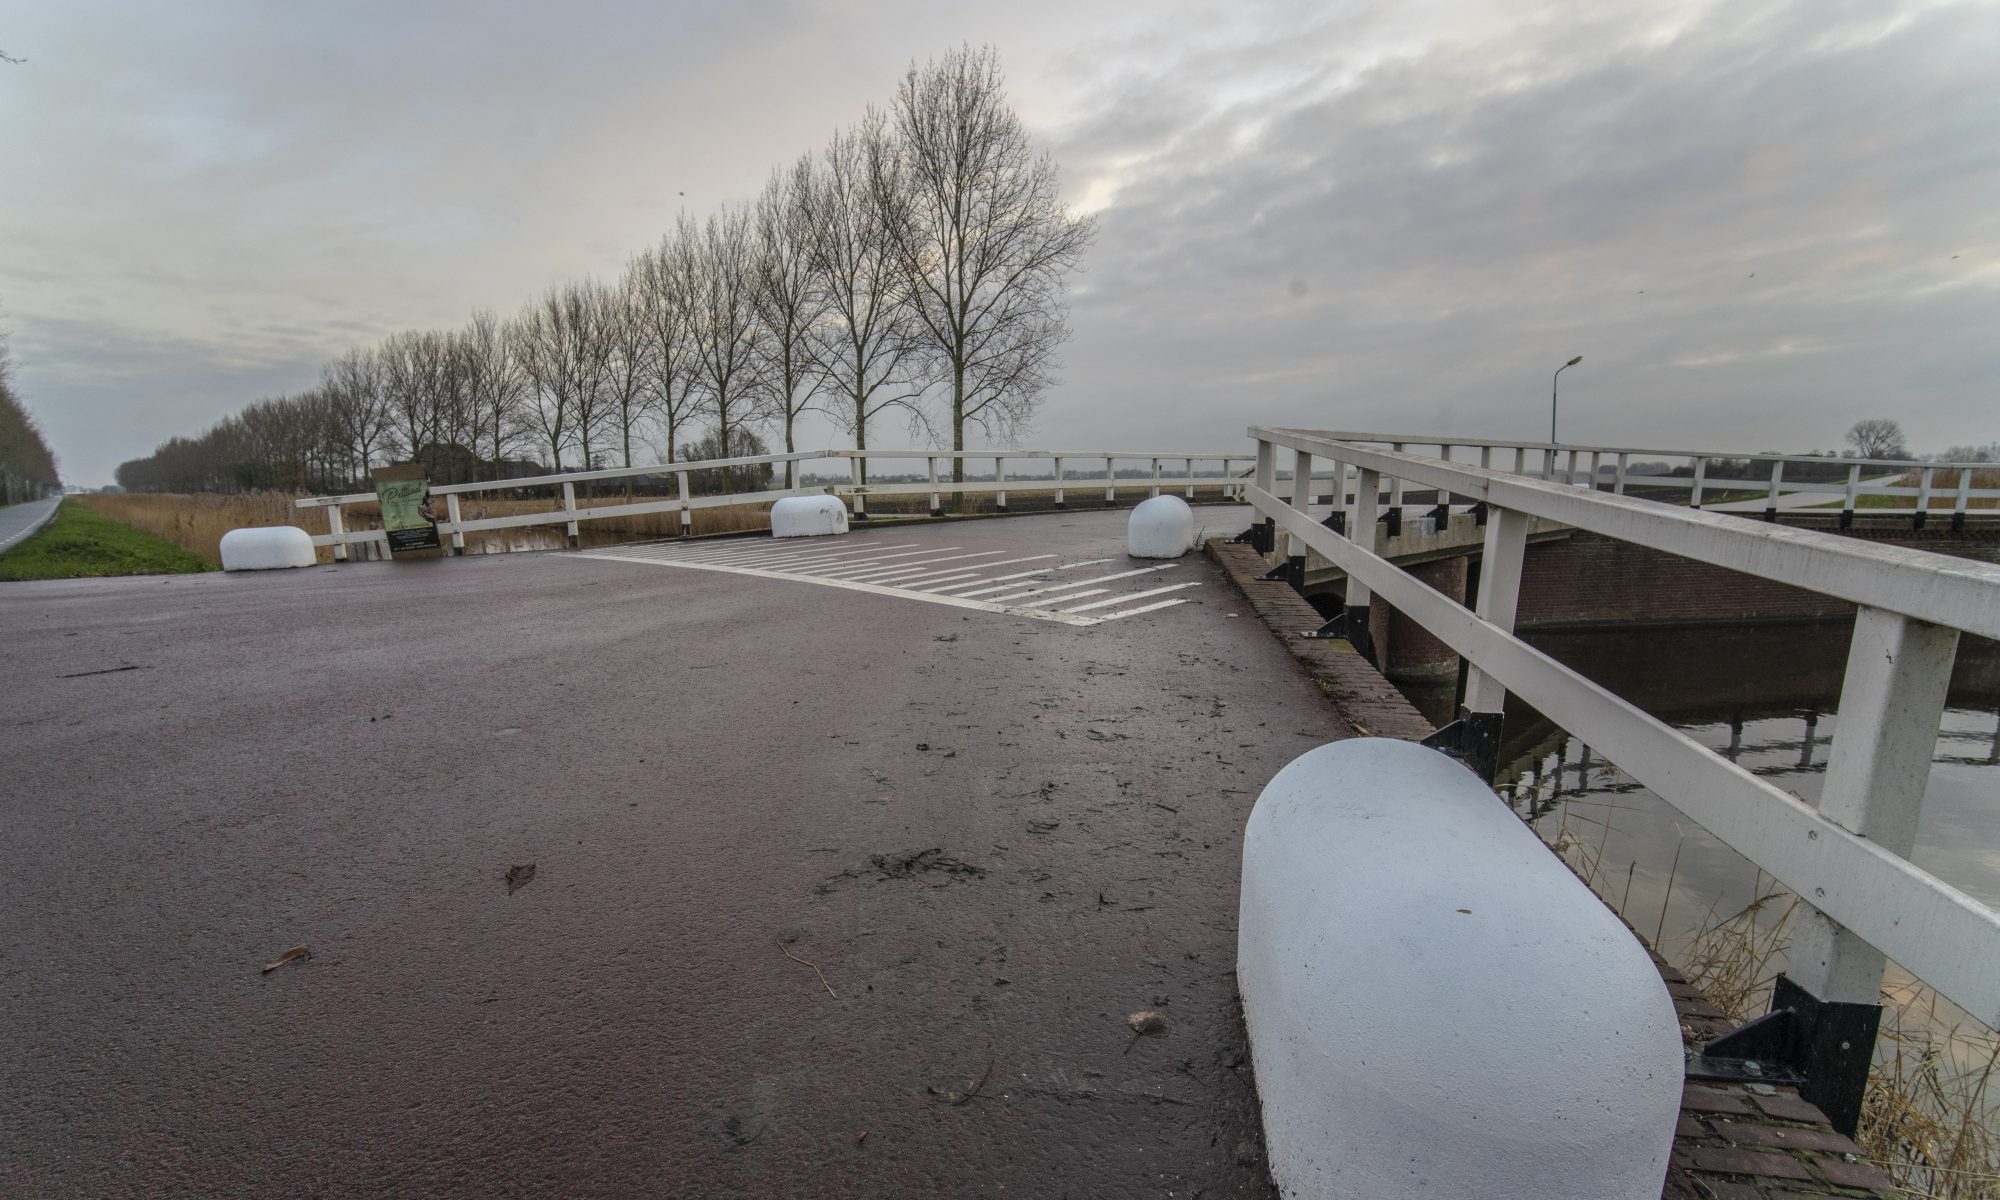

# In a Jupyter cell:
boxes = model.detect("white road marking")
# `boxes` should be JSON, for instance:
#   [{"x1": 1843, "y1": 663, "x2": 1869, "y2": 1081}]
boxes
[
  {"x1": 1095, "y1": 597, "x2": 1194, "y2": 620},
  {"x1": 982, "y1": 565, "x2": 1178, "y2": 603},
  {"x1": 1058, "y1": 582, "x2": 1201, "y2": 613},
  {"x1": 575, "y1": 540, "x2": 1199, "y2": 630}
]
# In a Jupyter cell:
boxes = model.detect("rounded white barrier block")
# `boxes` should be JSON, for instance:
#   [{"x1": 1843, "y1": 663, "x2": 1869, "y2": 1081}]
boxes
[
  {"x1": 1238, "y1": 739, "x2": 1680, "y2": 1200},
  {"x1": 770, "y1": 495, "x2": 850, "y2": 539},
  {"x1": 1126, "y1": 495, "x2": 1195, "y2": 558},
  {"x1": 219, "y1": 526, "x2": 317, "y2": 572}
]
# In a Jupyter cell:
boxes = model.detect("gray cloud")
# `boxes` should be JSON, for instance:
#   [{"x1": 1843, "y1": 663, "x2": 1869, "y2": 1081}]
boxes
[{"x1": 3, "y1": 0, "x2": 1995, "y2": 483}]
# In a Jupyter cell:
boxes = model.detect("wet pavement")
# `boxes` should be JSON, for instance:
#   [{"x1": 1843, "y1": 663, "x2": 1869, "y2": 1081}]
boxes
[{"x1": 0, "y1": 508, "x2": 1353, "y2": 1199}]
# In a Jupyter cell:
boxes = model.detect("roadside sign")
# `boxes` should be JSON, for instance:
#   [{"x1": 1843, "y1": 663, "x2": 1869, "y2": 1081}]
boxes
[{"x1": 372, "y1": 464, "x2": 440, "y2": 554}]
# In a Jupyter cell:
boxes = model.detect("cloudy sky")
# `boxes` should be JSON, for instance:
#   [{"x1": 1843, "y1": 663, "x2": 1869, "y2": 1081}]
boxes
[{"x1": 3, "y1": 0, "x2": 1996, "y2": 485}]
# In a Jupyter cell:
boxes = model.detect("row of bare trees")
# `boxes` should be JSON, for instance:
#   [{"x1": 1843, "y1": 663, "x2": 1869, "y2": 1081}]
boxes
[
  {"x1": 116, "y1": 46, "x2": 1094, "y2": 496},
  {"x1": 1, "y1": 330, "x2": 61, "y2": 504}
]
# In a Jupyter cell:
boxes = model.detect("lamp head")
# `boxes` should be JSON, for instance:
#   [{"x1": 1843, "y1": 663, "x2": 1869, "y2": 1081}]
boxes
[{"x1": 1566, "y1": 355, "x2": 1583, "y2": 366}]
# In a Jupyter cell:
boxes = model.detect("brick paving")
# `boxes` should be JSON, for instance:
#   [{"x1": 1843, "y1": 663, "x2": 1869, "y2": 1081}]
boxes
[{"x1": 1206, "y1": 536, "x2": 1902, "y2": 1200}]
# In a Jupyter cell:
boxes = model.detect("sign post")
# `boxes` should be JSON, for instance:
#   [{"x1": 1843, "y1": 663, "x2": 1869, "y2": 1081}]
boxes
[{"x1": 372, "y1": 464, "x2": 440, "y2": 556}]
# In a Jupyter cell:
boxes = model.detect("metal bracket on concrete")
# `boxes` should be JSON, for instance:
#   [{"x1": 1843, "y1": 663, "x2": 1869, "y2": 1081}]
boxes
[
  {"x1": 1912, "y1": 510, "x2": 1927, "y2": 531},
  {"x1": 1686, "y1": 974, "x2": 1881, "y2": 1137},
  {"x1": 1296, "y1": 616, "x2": 1344, "y2": 644},
  {"x1": 1322, "y1": 510, "x2": 1346, "y2": 535},
  {"x1": 1839, "y1": 508, "x2": 1854, "y2": 529},
  {"x1": 1423, "y1": 502, "x2": 1451, "y2": 530},
  {"x1": 1231, "y1": 520, "x2": 1278, "y2": 555},
  {"x1": 1342, "y1": 606, "x2": 1376, "y2": 663},
  {"x1": 1418, "y1": 708, "x2": 1503, "y2": 782},
  {"x1": 1764, "y1": 507, "x2": 1779, "y2": 522},
  {"x1": 1381, "y1": 507, "x2": 1401, "y2": 538},
  {"x1": 1467, "y1": 501, "x2": 1488, "y2": 527},
  {"x1": 1952, "y1": 511, "x2": 1966, "y2": 532}
]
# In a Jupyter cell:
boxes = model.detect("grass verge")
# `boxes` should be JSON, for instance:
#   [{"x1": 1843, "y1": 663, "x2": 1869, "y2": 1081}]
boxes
[{"x1": 0, "y1": 500, "x2": 217, "y2": 581}]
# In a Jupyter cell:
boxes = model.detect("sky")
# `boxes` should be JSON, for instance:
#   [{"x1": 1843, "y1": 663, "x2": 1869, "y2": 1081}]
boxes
[{"x1": 2, "y1": 0, "x2": 1997, "y2": 486}]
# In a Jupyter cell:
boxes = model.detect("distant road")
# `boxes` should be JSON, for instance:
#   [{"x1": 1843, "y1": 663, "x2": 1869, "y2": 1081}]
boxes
[{"x1": 0, "y1": 496, "x2": 60, "y2": 555}]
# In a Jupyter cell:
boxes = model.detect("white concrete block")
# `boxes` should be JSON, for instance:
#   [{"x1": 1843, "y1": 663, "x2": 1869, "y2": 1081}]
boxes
[
  {"x1": 1238, "y1": 738, "x2": 1681, "y2": 1200},
  {"x1": 1127, "y1": 495, "x2": 1194, "y2": 558},
  {"x1": 219, "y1": 526, "x2": 318, "y2": 571},
  {"x1": 770, "y1": 495, "x2": 850, "y2": 538}
]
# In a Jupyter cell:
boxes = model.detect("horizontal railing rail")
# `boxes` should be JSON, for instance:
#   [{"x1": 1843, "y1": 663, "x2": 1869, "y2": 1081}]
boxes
[
  {"x1": 294, "y1": 447, "x2": 1249, "y2": 560},
  {"x1": 1244, "y1": 425, "x2": 2000, "y2": 1037},
  {"x1": 1300, "y1": 431, "x2": 1999, "y2": 527}
]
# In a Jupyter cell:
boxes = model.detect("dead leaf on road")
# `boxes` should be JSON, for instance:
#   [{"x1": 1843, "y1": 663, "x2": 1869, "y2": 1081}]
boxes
[{"x1": 505, "y1": 863, "x2": 537, "y2": 894}]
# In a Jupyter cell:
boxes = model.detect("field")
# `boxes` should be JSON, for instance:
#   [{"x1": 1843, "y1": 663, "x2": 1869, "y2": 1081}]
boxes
[{"x1": 0, "y1": 499, "x2": 215, "y2": 581}]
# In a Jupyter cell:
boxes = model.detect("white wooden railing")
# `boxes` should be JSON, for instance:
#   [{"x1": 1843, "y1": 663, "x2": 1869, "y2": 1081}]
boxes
[
  {"x1": 1294, "y1": 431, "x2": 1999, "y2": 524},
  {"x1": 295, "y1": 448, "x2": 1247, "y2": 560},
  {"x1": 1245, "y1": 425, "x2": 2000, "y2": 1034}
]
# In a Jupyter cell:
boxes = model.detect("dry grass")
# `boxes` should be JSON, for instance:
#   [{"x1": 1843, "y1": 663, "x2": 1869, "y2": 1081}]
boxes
[
  {"x1": 1884, "y1": 467, "x2": 2000, "y2": 510},
  {"x1": 78, "y1": 492, "x2": 331, "y2": 565}
]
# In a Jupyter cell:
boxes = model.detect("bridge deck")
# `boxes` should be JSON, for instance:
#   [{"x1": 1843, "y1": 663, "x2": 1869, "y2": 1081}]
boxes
[{"x1": 0, "y1": 508, "x2": 1347, "y2": 1198}]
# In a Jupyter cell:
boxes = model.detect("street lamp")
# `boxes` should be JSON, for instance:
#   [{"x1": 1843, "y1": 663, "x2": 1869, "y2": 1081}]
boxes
[{"x1": 1551, "y1": 355, "x2": 1582, "y2": 445}]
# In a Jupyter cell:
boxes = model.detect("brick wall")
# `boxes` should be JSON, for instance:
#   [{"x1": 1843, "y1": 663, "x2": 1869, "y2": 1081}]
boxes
[{"x1": 1516, "y1": 532, "x2": 1855, "y2": 631}]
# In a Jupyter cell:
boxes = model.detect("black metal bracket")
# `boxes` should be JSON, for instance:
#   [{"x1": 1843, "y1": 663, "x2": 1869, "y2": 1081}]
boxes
[
  {"x1": 1300, "y1": 611, "x2": 1345, "y2": 640},
  {"x1": 1322, "y1": 510, "x2": 1346, "y2": 535},
  {"x1": 1423, "y1": 502, "x2": 1451, "y2": 529},
  {"x1": 1342, "y1": 605, "x2": 1376, "y2": 663},
  {"x1": 1467, "y1": 501, "x2": 1488, "y2": 527},
  {"x1": 1912, "y1": 510, "x2": 1927, "y2": 531},
  {"x1": 1952, "y1": 511, "x2": 1966, "y2": 532},
  {"x1": 1686, "y1": 974, "x2": 1881, "y2": 1137},
  {"x1": 1838, "y1": 508, "x2": 1854, "y2": 529},
  {"x1": 1381, "y1": 507, "x2": 1401, "y2": 538},
  {"x1": 1419, "y1": 708, "x2": 1503, "y2": 782},
  {"x1": 1763, "y1": 507, "x2": 1779, "y2": 522}
]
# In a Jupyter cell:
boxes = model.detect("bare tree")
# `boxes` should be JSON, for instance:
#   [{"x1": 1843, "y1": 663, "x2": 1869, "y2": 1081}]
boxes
[
  {"x1": 805, "y1": 111, "x2": 928, "y2": 478},
  {"x1": 463, "y1": 309, "x2": 526, "y2": 477},
  {"x1": 630, "y1": 233, "x2": 703, "y2": 464},
  {"x1": 595, "y1": 275, "x2": 656, "y2": 484},
  {"x1": 751, "y1": 156, "x2": 828, "y2": 487},
  {"x1": 686, "y1": 207, "x2": 771, "y2": 488},
  {"x1": 514, "y1": 288, "x2": 589, "y2": 472},
  {"x1": 1846, "y1": 418, "x2": 1908, "y2": 460},
  {"x1": 322, "y1": 345, "x2": 390, "y2": 486},
  {"x1": 883, "y1": 44, "x2": 1095, "y2": 485}
]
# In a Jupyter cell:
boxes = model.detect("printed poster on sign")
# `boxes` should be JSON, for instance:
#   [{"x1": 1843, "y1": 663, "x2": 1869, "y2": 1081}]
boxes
[{"x1": 372, "y1": 464, "x2": 441, "y2": 553}]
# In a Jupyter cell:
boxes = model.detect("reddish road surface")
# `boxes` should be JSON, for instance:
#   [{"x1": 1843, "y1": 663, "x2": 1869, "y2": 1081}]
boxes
[{"x1": 1, "y1": 509, "x2": 1354, "y2": 1198}]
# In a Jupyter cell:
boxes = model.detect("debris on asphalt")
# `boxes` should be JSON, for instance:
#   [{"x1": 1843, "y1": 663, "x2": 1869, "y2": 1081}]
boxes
[
  {"x1": 928, "y1": 1056, "x2": 994, "y2": 1106},
  {"x1": 1125, "y1": 1009, "x2": 1169, "y2": 1054},
  {"x1": 864, "y1": 848, "x2": 982, "y2": 881},
  {"x1": 504, "y1": 863, "x2": 537, "y2": 894},
  {"x1": 779, "y1": 942, "x2": 837, "y2": 998},
  {"x1": 260, "y1": 945, "x2": 310, "y2": 974}
]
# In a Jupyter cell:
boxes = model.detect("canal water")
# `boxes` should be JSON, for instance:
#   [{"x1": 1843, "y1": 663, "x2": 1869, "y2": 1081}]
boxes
[{"x1": 1412, "y1": 622, "x2": 2000, "y2": 1040}]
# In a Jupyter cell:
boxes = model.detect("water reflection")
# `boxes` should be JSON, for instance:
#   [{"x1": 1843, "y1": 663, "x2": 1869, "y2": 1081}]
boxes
[{"x1": 1476, "y1": 622, "x2": 2000, "y2": 1028}]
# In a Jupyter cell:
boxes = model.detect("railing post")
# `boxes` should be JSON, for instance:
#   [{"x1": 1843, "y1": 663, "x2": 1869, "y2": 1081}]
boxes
[
  {"x1": 1185, "y1": 456, "x2": 1196, "y2": 499},
  {"x1": 1385, "y1": 444, "x2": 1404, "y2": 537},
  {"x1": 562, "y1": 481, "x2": 580, "y2": 548},
  {"x1": 1914, "y1": 467, "x2": 1934, "y2": 530},
  {"x1": 1479, "y1": 446, "x2": 1492, "y2": 471},
  {"x1": 326, "y1": 504, "x2": 348, "y2": 563},
  {"x1": 1052, "y1": 456, "x2": 1065, "y2": 509},
  {"x1": 787, "y1": 458, "x2": 798, "y2": 491},
  {"x1": 1429, "y1": 505, "x2": 1530, "y2": 781},
  {"x1": 1841, "y1": 463, "x2": 1861, "y2": 528},
  {"x1": 1514, "y1": 446, "x2": 1526, "y2": 474},
  {"x1": 445, "y1": 493, "x2": 464, "y2": 556},
  {"x1": 850, "y1": 456, "x2": 869, "y2": 521},
  {"x1": 677, "y1": 471, "x2": 692, "y2": 536},
  {"x1": 1253, "y1": 441, "x2": 1277, "y2": 554},
  {"x1": 1952, "y1": 466, "x2": 1972, "y2": 531},
  {"x1": 1779, "y1": 606, "x2": 1959, "y2": 1134},
  {"x1": 1565, "y1": 450, "x2": 1581, "y2": 487},
  {"x1": 1614, "y1": 452, "x2": 1629, "y2": 495},
  {"x1": 1150, "y1": 457, "x2": 1161, "y2": 499},
  {"x1": 1287, "y1": 448, "x2": 1312, "y2": 583},
  {"x1": 1587, "y1": 451, "x2": 1602, "y2": 490},
  {"x1": 994, "y1": 456, "x2": 1006, "y2": 511},
  {"x1": 1105, "y1": 457, "x2": 1116, "y2": 504},
  {"x1": 1344, "y1": 467, "x2": 1380, "y2": 660},
  {"x1": 927, "y1": 457, "x2": 941, "y2": 517},
  {"x1": 1765, "y1": 459, "x2": 1785, "y2": 521}
]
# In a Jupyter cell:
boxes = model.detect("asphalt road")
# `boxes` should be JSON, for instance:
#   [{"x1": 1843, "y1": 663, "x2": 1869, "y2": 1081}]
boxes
[{"x1": 1, "y1": 509, "x2": 1354, "y2": 1198}]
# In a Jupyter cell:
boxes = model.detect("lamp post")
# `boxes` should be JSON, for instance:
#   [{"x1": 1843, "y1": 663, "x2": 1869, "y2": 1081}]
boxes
[{"x1": 1551, "y1": 355, "x2": 1582, "y2": 445}]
